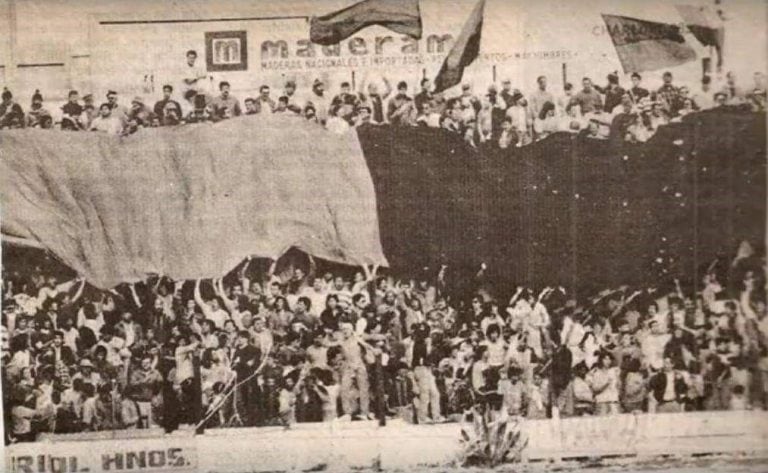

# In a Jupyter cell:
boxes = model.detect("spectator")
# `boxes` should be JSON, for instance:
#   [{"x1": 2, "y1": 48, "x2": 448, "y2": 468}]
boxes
[
  {"x1": 358, "y1": 77, "x2": 391, "y2": 124},
  {"x1": 0, "y1": 88, "x2": 24, "y2": 129},
  {"x1": 598, "y1": 72, "x2": 626, "y2": 114},
  {"x1": 656, "y1": 71, "x2": 682, "y2": 116},
  {"x1": 153, "y1": 85, "x2": 182, "y2": 126},
  {"x1": 307, "y1": 79, "x2": 329, "y2": 123},
  {"x1": 573, "y1": 77, "x2": 603, "y2": 115},
  {"x1": 283, "y1": 80, "x2": 303, "y2": 114},
  {"x1": 693, "y1": 75, "x2": 715, "y2": 111},
  {"x1": 89, "y1": 103, "x2": 123, "y2": 135},
  {"x1": 628, "y1": 72, "x2": 650, "y2": 105},
  {"x1": 255, "y1": 85, "x2": 276, "y2": 114},
  {"x1": 105, "y1": 90, "x2": 128, "y2": 123},
  {"x1": 61, "y1": 90, "x2": 84, "y2": 130},
  {"x1": 533, "y1": 101, "x2": 558, "y2": 141},
  {"x1": 414, "y1": 78, "x2": 433, "y2": 114},
  {"x1": 649, "y1": 357, "x2": 688, "y2": 413},
  {"x1": 529, "y1": 75, "x2": 555, "y2": 121},
  {"x1": 182, "y1": 49, "x2": 207, "y2": 95},
  {"x1": 211, "y1": 81, "x2": 242, "y2": 120},
  {"x1": 721, "y1": 71, "x2": 746, "y2": 105},
  {"x1": 26, "y1": 90, "x2": 52, "y2": 129},
  {"x1": 387, "y1": 81, "x2": 415, "y2": 126}
]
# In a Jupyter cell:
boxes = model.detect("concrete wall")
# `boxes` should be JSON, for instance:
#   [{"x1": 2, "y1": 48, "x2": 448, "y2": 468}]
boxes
[
  {"x1": 1, "y1": 0, "x2": 765, "y2": 105},
  {"x1": 6, "y1": 411, "x2": 768, "y2": 472}
]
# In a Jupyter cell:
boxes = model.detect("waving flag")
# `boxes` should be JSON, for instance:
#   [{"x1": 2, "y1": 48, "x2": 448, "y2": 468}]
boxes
[
  {"x1": 675, "y1": 4, "x2": 724, "y2": 69},
  {"x1": 602, "y1": 14, "x2": 697, "y2": 73},
  {"x1": 433, "y1": 0, "x2": 486, "y2": 94},
  {"x1": 310, "y1": 0, "x2": 422, "y2": 46}
]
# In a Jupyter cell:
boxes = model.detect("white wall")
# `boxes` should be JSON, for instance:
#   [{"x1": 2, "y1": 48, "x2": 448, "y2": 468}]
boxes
[{"x1": 0, "y1": 0, "x2": 766, "y2": 105}]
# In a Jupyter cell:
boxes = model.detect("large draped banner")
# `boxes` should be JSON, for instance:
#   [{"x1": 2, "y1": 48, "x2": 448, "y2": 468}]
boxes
[{"x1": 1, "y1": 115, "x2": 387, "y2": 288}]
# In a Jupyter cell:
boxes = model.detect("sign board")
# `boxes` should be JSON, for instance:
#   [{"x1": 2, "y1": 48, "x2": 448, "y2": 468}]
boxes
[{"x1": 6, "y1": 438, "x2": 197, "y2": 473}]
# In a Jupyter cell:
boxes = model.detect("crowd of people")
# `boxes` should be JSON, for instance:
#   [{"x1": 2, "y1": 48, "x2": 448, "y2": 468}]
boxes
[
  {"x1": 0, "y1": 48, "x2": 765, "y2": 147},
  {"x1": 2, "y1": 241, "x2": 767, "y2": 443}
]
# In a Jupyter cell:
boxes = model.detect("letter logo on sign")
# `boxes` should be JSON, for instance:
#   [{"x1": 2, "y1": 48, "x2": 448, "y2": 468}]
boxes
[{"x1": 261, "y1": 40, "x2": 289, "y2": 58}]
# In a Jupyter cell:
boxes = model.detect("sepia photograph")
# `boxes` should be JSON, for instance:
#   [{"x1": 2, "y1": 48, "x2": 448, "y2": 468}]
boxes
[{"x1": 0, "y1": 0, "x2": 766, "y2": 471}]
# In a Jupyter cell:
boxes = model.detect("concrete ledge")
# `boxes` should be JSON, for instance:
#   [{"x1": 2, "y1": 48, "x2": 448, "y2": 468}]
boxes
[{"x1": 7, "y1": 411, "x2": 768, "y2": 472}]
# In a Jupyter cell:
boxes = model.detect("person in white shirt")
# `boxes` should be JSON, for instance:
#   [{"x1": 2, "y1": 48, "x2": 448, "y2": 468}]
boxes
[
  {"x1": 415, "y1": 100, "x2": 442, "y2": 128},
  {"x1": 175, "y1": 334, "x2": 200, "y2": 386},
  {"x1": 641, "y1": 320, "x2": 672, "y2": 371},
  {"x1": 590, "y1": 352, "x2": 620, "y2": 415},
  {"x1": 181, "y1": 49, "x2": 208, "y2": 95},
  {"x1": 89, "y1": 103, "x2": 123, "y2": 135},
  {"x1": 194, "y1": 279, "x2": 230, "y2": 330}
]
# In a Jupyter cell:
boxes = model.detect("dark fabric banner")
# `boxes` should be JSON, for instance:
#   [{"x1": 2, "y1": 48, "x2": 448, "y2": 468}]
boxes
[
  {"x1": 358, "y1": 110, "x2": 766, "y2": 295},
  {"x1": 675, "y1": 4, "x2": 725, "y2": 68},
  {"x1": 310, "y1": 0, "x2": 422, "y2": 46},
  {"x1": 601, "y1": 14, "x2": 697, "y2": 73},
  {"x1": 433, "y1": 0, "x2": 485, "y2": 93}
]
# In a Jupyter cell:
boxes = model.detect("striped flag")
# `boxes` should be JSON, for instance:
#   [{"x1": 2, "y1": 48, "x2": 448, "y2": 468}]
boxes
[
  {"x1": 675, "y1": 5, "x2": 724, "y2": 69},
  {"x1": 601, "y1": 14, "x2": 697, "y2": 73},
  {"x1": 433, "y1": 0, "x2": 486, "y2": 94},
  {"x1": 310, "y1": 0, "x2": 422, "y2": 46}
]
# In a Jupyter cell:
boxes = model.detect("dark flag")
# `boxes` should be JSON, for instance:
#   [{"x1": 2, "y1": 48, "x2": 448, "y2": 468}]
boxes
[
  {"x1": 310, "y1": 0, "x2": 422, "y2": 46},
  {"x1": 433, "y1": 0, "x2": 486, "y2": 94},
  {"x1": 675, "y1": 5, "x2": 724, "y2": 70},
  {"x1": 601, "y1": 14, "x2": 697, "y2": 73}
]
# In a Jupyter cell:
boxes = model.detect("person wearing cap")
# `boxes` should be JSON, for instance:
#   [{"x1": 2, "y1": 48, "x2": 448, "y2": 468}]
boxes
[
  {"x1": 386, "y1": 80, "x2": 414, "y2": 126},
  {"x1": 73, "y1": 358, "x2": 102, "y2": 388},
  {"x1": 306, "y1": 78, "x2": 329, "y2": 123},
  {"x1": 656, "y1": 71, "x2": 682, "y2": 115},
  {"x1": 713, "y1": 90, "x2": 729, "y2": 108},
  {"x1": 125, "y1": 96, "x2": 153, "y2": 133},
  {"x1": 26, "y1": 90, "x2": 51, "y2": 129},
  {"x1": 573, "y1": 77, "x2": 603, "y2": 115},
  {"x1": 211, "y1": 81, "x2": 242, "y2": 120},
  {"x1": 0, "y1": 88, "x2": 24, "y2": 129},
  {"x1": 628, "y1": 72, "x2": 649, "y2": 104},
  {"x1": 282, "y1": 80, "x2": 302, "y2": 114}
]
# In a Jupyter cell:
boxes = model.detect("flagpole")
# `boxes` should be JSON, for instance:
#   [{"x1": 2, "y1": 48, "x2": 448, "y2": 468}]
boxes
[{"x1": 561, "y1": 63, "x2": 567, "y2": 89}]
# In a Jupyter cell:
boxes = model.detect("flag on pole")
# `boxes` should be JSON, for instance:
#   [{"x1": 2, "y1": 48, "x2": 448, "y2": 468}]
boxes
[
  {"x1": 675, "y1": 5, "x2": 724, "y2": 70},
  {"x1": 601, "y1": 14, "x2": 697, "y2": 73},
  {"x1": 433, "y1": 0, "x2": 486, "y2": 94},
  {"x1": 310, "y1": 0, "x2": 422, "y2": 46}
]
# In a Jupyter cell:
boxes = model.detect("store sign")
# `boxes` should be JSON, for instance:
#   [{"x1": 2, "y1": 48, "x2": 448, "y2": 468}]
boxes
[
  {"x1": 258, "y1": 33, "x2": 455, "y2": 71},
  {"x1": 7, "y1": 443, "x2": 196, "y2": 473}
]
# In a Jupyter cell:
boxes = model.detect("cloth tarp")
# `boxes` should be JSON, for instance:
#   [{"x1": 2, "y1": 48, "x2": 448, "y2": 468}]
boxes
[
  {"x1": 1, "y1": 114, "x2": 387, "y2": 288},
  {"x1": 358, "y1": 109, "x2": 765, "y2": 294}
]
